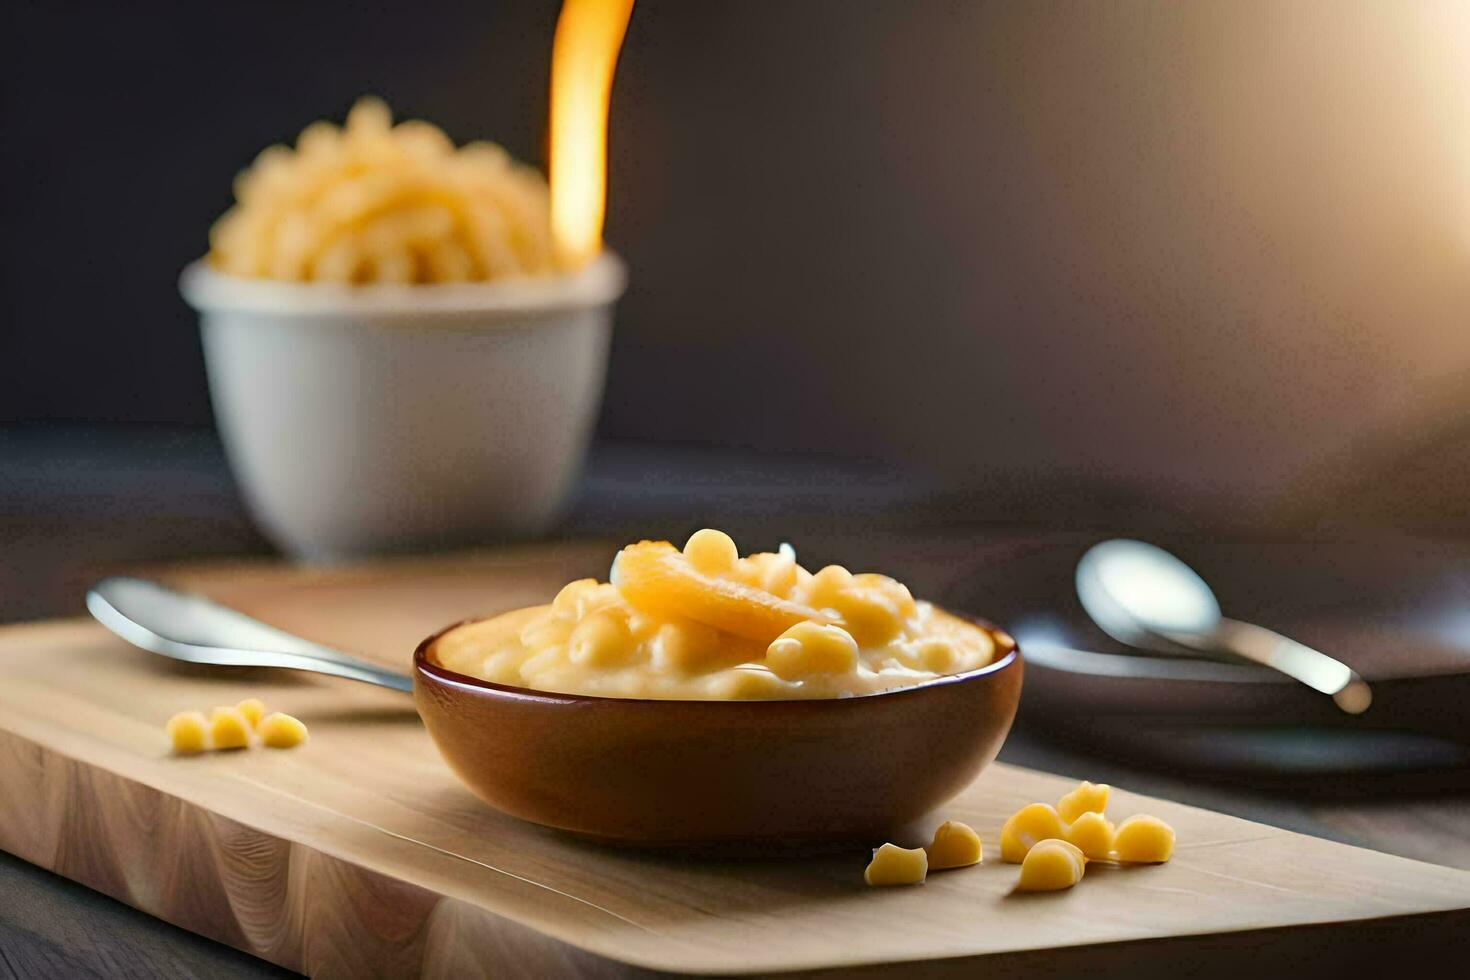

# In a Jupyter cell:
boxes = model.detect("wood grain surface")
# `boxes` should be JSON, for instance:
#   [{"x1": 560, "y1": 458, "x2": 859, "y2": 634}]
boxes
[{"x1": 1, "y1": 546, "x2": 1469, "y2": 977}]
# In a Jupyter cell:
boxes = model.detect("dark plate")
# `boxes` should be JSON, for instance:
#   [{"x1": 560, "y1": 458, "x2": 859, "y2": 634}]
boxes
[{"x1": 942, "y1": 534, "x2": 1470, "y2": 775}]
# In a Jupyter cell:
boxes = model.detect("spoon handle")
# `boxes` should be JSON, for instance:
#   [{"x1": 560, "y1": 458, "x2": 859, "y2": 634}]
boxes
[
  {"x1": 86, "y1": 577, "x2": 412, "y2": 693},
  {"x1": 1173, "y1": 618, "x2": 1372, "y2": 714}
]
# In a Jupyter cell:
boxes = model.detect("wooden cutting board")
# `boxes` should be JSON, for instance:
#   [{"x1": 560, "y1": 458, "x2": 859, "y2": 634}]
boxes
[{"x1": 2, "y1": 543, "x2": 1468, "y2": 978}]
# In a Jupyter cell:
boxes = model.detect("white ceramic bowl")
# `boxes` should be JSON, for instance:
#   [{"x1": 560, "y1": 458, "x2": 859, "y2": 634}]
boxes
[{"x1": 179, "y1": 255, "x2": 626, "y2": 561}]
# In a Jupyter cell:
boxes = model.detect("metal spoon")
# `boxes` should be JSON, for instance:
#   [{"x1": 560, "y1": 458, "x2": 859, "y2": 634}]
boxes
[
  {"x1": 1075, "y1": 540, "x2": 1372, "y2": 714},
  {"x1": 86, "y1": 577, "x2": 412, "y2": 692}
]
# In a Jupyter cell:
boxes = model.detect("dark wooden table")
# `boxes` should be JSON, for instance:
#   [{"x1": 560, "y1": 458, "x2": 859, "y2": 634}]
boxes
[{"x1": 3, "y1": 425, "x2": 1467, "y2": 977}]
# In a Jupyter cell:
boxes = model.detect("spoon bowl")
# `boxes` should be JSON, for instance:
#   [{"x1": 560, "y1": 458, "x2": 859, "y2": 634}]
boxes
[
  {"x1": 1076, "y1": 540, "x2": 1371, "y2": 714},
  {"x1": 1076, "y1": 539, "x2": 1223, "y2": 653}
]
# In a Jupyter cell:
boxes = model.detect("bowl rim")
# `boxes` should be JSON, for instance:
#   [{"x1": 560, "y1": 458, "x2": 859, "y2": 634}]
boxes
[
  {"x1": 179, "y1": 251, "x2": 626, "y2": 323},
  {"x1": 412, "y1": 612, "x2": 1020, "y2": 707}
]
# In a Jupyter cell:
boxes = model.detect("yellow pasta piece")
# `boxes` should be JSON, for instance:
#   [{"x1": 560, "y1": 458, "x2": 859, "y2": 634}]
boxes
[
  {"x1": 519, "y1": 612, "x2": 573, "y2": 653},
  {"x1": 552, "y1": 578, "x2": 599, "y2": 617},
  {"x1": 734, "y1": 552, "x2": 800, "y2": 599},
  {"x1": 651, "y1": 619, "x2": 723, "y2": 673},
  {"x1": 235, "y1": 698, "x2": 267, "y2": 729},
  {"x1": 1000, "y1": 803, "x2": 1066, "y2": 863},
  {"x1": 568, "y1": 610, "x2": 636, "y2": 668},
  {"x1": 706, "y1": 665, "x2": 790, "y2": 700},
  {"x1": 926, "y1": 820, "x2": 983, "y2": 870},
  {"x1": 909, "y1": 637, "x2": 961, "y2": 673},
  {"x1": 802, "y1": 564, "x2": 854, "y2": 608},
  {"x1": 165, "y1": 711, "x2": 209, "y2": 755},
  {"x1": 1114, "y1": 815, "x2": 1176, "y2": 863},
  {"x1": 1064, "y1": 811, "x2": 1116, "y2": 860},
  {"x1": 826, "y1": 586, "x2": 903, "y2": 647},
  {"x1": 1057, "y1": 780, "x2": 1111, "y2": 823},
  {"x1": 764, "y1": 622, "x2": 860, "y2": 680},
  {"x1": 864, "y1": 843, "x2": 928, "y2": 886},
  {"x1": 683, "y1": 529, "x2": 739, "y2": 575},
  {"x1": 611, "y1": 540, "x2": 827, "y2": 643},
  {"x1": 852, "y1": 573, "x2": 918, "y2": 618},
  {"x1": 1017, "y1": 839, "x2": 1086, "y2": 892},
  {"x1": 258, "y1": 713, "x2": 310, "y2": 749},
  {"x1": 209, "y1": 707, "x2": 252, "y2": 750}
]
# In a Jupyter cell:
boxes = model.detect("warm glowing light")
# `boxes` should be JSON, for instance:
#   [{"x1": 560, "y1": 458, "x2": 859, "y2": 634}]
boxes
[{"x1": 549, "y1": 0, "x2": 634, "y2": 267}]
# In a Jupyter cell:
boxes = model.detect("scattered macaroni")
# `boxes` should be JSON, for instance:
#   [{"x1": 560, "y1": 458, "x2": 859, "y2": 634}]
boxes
[
  {"x1": 258, "y1": 712, "x2": 310, "y2": 749},
  {"x1": 165, "y1": 711, "x2": 209, "y2": 755},
  {"x1": 1114, "y1": 815, "x2": 1176, "y2": 863},
  {"x1": 1000, "y1": 803, "x2": 1066, "y2": 864},
  {"x1": 235, "y1": 697, "x2": 267, "y2": 729},
  {"x1": 926, "y1": 820, "x2": 983, "y2": 871},
  {"x1": 859, "y1": 782, "x2": 1175, "y2": 893},
  {"x1": 209, "y1": 707, "x2": 252, "y2": 750},
  {"x1": 164, "y1": 698, "x2": 308, "y2": 754},
  {"x1": 1017, "y1": 839, "x2": 1086, "y2": 892},
  {"x1": 1064, "y1": 811, "x2": 1117, "y2": 860},
  {"x1": 1000, "y1": 781, "x2": 1177, "y2": 885},
  {"x1": 864, "y1": 843, "x2": 929, "y2": 886},
  {"x1": 1056, "y1": 780, "x2": 1110, "y2": 823}
]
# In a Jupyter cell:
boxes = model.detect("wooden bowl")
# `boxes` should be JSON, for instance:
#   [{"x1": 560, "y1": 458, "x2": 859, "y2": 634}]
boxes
[{"x1": 413, "y1": 616, "x2": 1022, "y2": 847}]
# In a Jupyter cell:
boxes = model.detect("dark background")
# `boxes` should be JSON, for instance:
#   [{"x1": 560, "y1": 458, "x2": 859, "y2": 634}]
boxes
[{"x1": 3, "y1": 0, "x2": 1469, "y2": 527}]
